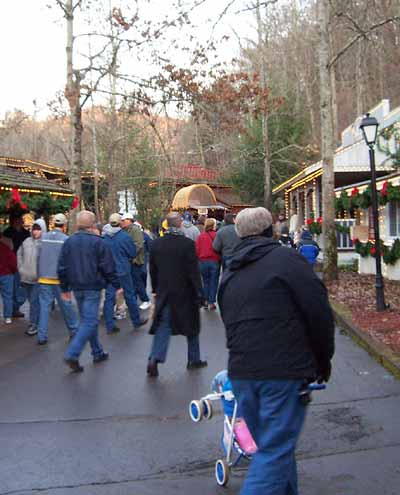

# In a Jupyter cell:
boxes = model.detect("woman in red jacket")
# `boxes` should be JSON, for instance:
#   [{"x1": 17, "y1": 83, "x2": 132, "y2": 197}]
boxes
[
  {"x1": 195, "y1": 218, "x2": 220, "y2": 310},
  {"x1": 0, "y1": 234, "x2": 17, "y2": 324}
]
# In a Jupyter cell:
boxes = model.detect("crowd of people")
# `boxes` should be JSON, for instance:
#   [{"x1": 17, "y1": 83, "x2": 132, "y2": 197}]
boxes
[{"x1": 0, "y1": 205, "x2": 334, "y2": 495}]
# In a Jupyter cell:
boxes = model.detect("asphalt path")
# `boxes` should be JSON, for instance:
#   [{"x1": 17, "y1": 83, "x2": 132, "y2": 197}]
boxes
[{"x1": 0, "y1": 301, "x2": 400, "y2": 494}]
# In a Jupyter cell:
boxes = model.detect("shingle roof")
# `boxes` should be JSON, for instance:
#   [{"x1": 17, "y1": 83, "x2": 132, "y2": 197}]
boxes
[
  {"x1": 0, "y1": 165, "x2": 73, "y2": 195},
  {"x1": 164, "y1": 163, "x2": 220, "y2": 183}
]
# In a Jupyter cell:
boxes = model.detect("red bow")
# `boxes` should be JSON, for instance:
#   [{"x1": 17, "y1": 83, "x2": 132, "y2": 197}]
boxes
[{"x1": 71, "y1": 196, "x2": 79, "y2": 209}]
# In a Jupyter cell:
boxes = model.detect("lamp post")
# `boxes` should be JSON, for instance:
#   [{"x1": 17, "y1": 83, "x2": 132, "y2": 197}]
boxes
[{"x1": 359, "y1": 113, "x2": 386, "y2": 311}]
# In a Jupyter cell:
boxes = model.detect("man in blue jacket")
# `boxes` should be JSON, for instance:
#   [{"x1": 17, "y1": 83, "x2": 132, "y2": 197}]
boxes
[
  {"x1": 103, "y1": 213, "x2": 147, "y2": 334},
  {"x1": 58, "y1": 211, "x2": 120, "y2": 372}
]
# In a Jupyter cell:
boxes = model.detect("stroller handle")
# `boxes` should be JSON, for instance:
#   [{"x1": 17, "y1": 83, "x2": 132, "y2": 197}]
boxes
[{"x1": 307, "y1": 383, "x2": 326, "y2": 391}]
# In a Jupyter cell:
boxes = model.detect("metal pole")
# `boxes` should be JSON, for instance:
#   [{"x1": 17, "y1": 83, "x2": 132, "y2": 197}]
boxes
[{"x1": 369, "y1": 145, "x2": 386, "y2": 311}]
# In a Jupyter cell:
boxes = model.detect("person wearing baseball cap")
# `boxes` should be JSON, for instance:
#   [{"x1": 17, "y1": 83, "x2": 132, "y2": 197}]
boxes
[
  {"x1": 36, "y1": 212, "x2": 78, "y2": 345},
  {"x1": 102, "y1": 213, "x2": 148, "y2": 333},
  {"x1": 120, "y1": 212, "x2": 151, "y2": 310}
]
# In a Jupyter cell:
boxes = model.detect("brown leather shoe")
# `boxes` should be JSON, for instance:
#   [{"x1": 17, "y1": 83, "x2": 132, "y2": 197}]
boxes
[
  {"x1": 146, "y1": 359, "x2": 159, "y2": 377},
  {"x1": 64, "y1": 358, "x2": 84, "y2": 373}
]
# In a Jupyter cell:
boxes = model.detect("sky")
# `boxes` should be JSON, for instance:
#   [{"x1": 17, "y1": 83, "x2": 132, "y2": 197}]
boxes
[{"x1": 0, "y1": 0, "x2": 257, "y2": 120}]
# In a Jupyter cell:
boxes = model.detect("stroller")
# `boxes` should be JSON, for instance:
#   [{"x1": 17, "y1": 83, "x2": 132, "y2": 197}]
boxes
[{"x1": 189, "y1": 370, "x2": 325, "y2": 487}]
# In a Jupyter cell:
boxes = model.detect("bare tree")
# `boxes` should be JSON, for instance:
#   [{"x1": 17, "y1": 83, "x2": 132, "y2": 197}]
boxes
[{"x1": 318, "y1": 0, "x2": 338, "y2": 281}]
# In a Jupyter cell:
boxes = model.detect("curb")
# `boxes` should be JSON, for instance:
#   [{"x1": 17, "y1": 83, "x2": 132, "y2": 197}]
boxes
[{"x1": 332, "y1": 302, "x2": 400, "y2": 379}]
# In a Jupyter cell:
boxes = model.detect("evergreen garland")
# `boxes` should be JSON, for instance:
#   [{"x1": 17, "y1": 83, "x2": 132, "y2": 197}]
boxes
[
  {"x1": 335, "y1": 181, "x2": 400, "y2": 215},
  {"x1": 352, "y1": 237, "x2": 400, "y2": 265},
  {"x1": 0, "y1": 191, "x2": 74, "y2": 216}
]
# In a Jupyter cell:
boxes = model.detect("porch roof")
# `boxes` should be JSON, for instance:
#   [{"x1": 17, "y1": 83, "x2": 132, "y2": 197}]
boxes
[{"x1": 335, "y1": 171, "x2": 400, "y2": 197}]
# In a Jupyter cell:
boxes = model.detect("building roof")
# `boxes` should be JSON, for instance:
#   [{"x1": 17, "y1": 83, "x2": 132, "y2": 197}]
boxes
[
  {"x1": 0, "y1": 165, "x2": 73, "y2": 196},
  {"x1": 165, "y1": 163, "x2": 220, "y2": 184},
  {"x1": 335, "y1": 171, "x2": 400, "y2": 196},
  {"x1": 273, "y1": 99, "x2": 399, "y2": 194}
]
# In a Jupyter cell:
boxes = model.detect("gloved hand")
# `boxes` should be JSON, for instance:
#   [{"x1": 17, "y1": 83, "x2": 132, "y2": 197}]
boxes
[{"x1": 316, "y1": 362, "x2": 332, "y2": 383}]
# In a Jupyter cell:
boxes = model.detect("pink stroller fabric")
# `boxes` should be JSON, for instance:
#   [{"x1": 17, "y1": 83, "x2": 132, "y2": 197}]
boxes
[{"x1": 233, "y1": 418, "x2": 257, "y2": 454}]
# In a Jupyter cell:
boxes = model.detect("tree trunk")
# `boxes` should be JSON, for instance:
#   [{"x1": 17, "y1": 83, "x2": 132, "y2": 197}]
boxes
[
  {"x1": 256, "y1": 0, "x2": 272, "y2": 211},
  {"x1": 356, "y1": 41, "x2": 364, "y2": 117},
  {"x1": 106, "y1": 9, "x2": 120, "y2": 214},
  {"x1": 318, "y1": 0, "x2": 338, "y2": 281},
  {"x1": 64, "y1": 0, "x2": 82, "y2": 231}
]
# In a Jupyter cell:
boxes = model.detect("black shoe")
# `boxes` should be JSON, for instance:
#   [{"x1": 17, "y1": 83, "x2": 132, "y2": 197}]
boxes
[
  {"x1": 146, "y1": 359, "x2": 159, "y2": 377},
  {"x1": 64, "y1": 358, "x2": 84, "y2": 372},
  {"x1": 37, "y1": 340, "x2": 47, "y2": 346},
  {"x1": 134, "y1": 318, "x2": 148, "y2": 330},
  {"x1": 13, "y1": 311, "x2": 25, "y2": 318},
  {"x1": 107, "y1": 326, "x2": 120, "y2": 334},
  {"x1": 187, "y1": 360, "x2": 208, "y2": 370},
  {"x1": 93, "y1": 352, "x2": 109, "y2": 364}
]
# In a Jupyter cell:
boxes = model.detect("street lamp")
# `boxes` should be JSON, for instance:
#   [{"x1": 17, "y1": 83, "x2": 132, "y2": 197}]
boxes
[{"x1": 359, "y1": 113, "x2": 386, "y2": 311}]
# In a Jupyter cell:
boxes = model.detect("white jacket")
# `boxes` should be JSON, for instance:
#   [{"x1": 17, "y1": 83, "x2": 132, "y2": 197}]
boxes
[{"x1": 17, "y1": 219, "x2": 47, "y2": 284}]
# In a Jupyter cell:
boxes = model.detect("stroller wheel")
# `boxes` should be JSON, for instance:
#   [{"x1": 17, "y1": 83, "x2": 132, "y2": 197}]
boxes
[
  {"x1": 201, "y1": 399, "x2": 213, "y2": 420},
  {"x1": 189, "y1": 400, "x2": 203, "y2": 422},
  {"x1": 215, "y1": 459, "x2": 229, "y2": 486}
]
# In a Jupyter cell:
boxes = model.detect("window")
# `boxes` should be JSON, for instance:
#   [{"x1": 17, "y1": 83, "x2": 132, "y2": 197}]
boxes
[{"x1": 388, "y1": 201, "x2": 400, "y2": 237}]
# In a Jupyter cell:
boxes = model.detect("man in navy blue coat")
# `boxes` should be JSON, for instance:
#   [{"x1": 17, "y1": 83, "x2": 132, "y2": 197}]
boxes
[{"x1": 58, "y1": 211, "x2": 120, "y2": 372}]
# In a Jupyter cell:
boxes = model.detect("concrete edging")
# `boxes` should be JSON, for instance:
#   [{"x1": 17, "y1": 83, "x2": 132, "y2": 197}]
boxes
[{"x1": 332, "y1": 304, "x2": 400, "y2": 379}]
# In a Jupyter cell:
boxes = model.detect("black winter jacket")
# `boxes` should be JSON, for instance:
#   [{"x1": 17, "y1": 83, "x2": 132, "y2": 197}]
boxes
[{"x1": 218, "y1": 236, "x2": 334, "y2": 381}]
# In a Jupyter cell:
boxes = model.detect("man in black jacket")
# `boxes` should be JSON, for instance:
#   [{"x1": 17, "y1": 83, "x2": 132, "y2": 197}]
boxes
[
  {"x1": 218, "y1": 207, "x2": 334, "y2": 495},
  {"x1": 58, "y1": 211, "x2": 120, "y2": 372},
  {"x1": 147, "y1": 212, "x2": 207, "y2": 377}
]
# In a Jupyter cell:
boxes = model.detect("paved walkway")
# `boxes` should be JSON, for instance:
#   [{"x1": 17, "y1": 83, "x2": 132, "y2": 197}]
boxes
[{"x1": 0, "y1": 303, "x2": 399, "y2": 494}]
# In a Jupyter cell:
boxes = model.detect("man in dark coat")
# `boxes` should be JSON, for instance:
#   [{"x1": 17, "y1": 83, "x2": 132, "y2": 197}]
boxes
[
  {"x1": 218, "y1": 207, "x2": 334, "y2": 495},
  {"x1": 147, "y1": 212, "x2": 207, "y2": 377},
  {"x1": 58, "y1": 211, "x2": 120, "y2": 372}
]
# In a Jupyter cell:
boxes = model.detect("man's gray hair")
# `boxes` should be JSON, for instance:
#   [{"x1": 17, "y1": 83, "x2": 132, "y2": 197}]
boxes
[
  {"x1": 166, "y1": 212, "x2": 183, "y2": 228},
  {"x1": 77, "y1": 210, "x2": 96, "y2": 230},
  {"x1": 235, "y1": 207, "x2": 273, "y2": 238}
]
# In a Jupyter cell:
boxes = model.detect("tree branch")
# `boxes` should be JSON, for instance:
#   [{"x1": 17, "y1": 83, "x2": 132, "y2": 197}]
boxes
[{"x1": 328, "y1": 16, "x2": 400, "y2": 69}]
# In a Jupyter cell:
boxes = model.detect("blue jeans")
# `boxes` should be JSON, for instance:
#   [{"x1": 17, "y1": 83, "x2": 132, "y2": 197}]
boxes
[
  {"x1": 131, "y1": 264, "x2": 149, "y2": 303},
  {"x1": 23, "y1": 283, "x2": 40, "y2": 326},
  {"x1": 199, "y1": 261, "x2": 220, "y2": 304},
  {"x1": 38, "y1": 284, "x2": 79, "y2": 342},
  {"x1": 13, "y1": 271, "x2": 26, "y2": 313},
  {"x1": 104, "y1": 273, "x2": 141, "y2": 330},
  {"x1": 0, "y1": 274, "x2": 14, "y2": 319},
  {"x1": 230, "y1": 379, "x2": 307, "y2": 495},
  {"x1": 141, "y1": 263, "x2": 148, "y2": 290},
  {"x1": 149, "y1": 305, "x2": 200, "y2": 363},
  {"x1": 65, "y1": 290, "x2": 104, "y2": 360}
]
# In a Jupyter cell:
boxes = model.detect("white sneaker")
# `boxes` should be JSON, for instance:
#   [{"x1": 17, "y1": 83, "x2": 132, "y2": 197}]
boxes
[
  {"x1": 25, "y1": 325, "x2": 38, "y2": 336},
  {"x1": 139, "y1": 301, "x2": 152, "y2": 310},
  {"x1": 4, "y1": 318, "x2": 12, "y2": 324},
  {"x1": 114, "y1": 311, "x2": 127, "y2": 320}
]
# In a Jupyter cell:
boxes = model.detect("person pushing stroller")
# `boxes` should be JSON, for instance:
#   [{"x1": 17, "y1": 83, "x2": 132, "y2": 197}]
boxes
[{"x1": 218, "y1": 207, "x2": 335, "y2": 495}]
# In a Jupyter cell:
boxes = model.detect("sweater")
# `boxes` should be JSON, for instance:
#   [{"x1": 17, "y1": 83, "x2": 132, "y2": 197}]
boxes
[
  {"x1": 195, "y1": 231, "x2": 220, "y2": 262},
  {"x1": 212, "y1": 224, "x2": 241, "y2": 259},
  {"x1": 0, "y1": 242, "x2": 17, "y2": 276}
]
